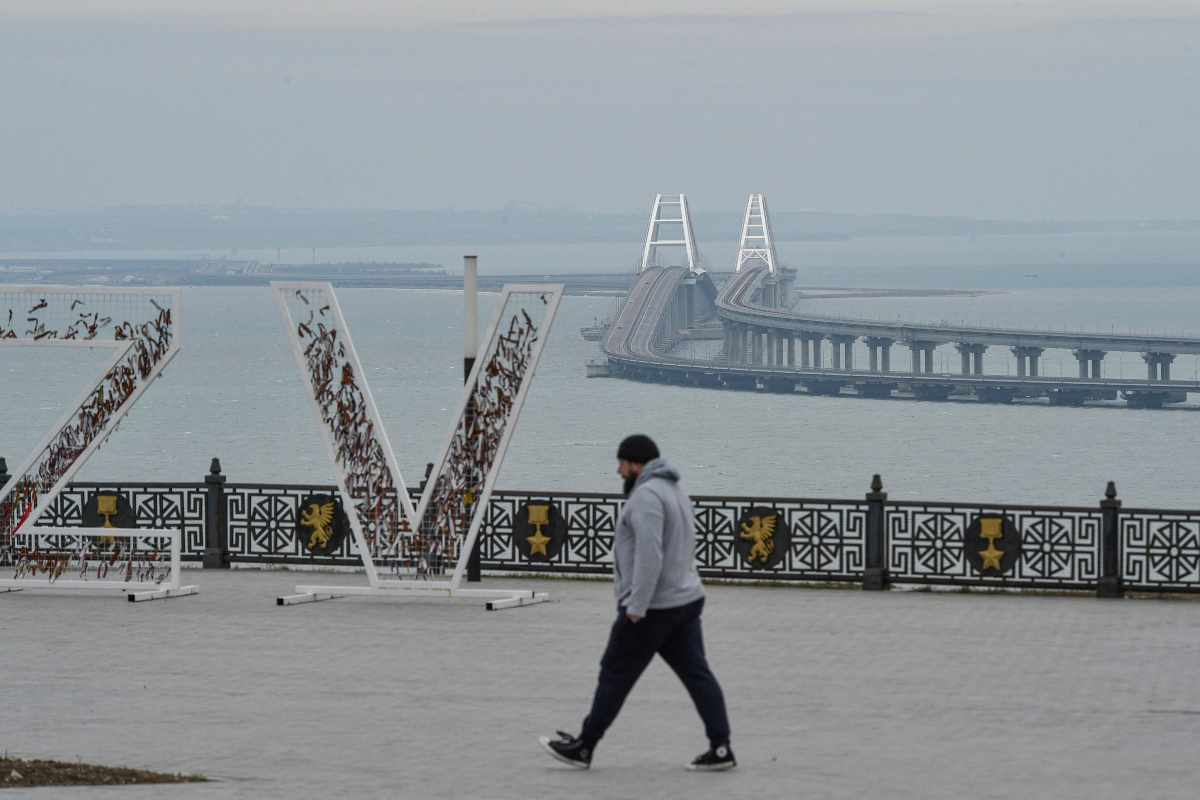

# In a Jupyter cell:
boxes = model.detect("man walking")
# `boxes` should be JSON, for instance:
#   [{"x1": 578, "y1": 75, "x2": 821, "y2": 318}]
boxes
[{"x1": 540, "y1": 434, "x2": 734, "y2": 771}]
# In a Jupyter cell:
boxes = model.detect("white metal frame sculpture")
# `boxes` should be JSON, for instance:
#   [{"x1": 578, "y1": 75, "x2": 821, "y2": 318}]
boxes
[
  {"x1": 734, "y1": 192, "x2": 778, "y2": 274},
  {"x1": 272, "y1": 282, "x2": 563, "y2": 609},
  {"x1": 1, "y1": 527, "x2": 196, "y2": 602},
  {"x1": 0, "y1": 285, "x2": 191, "y2": 601},
  {"x1": 640, "y1": 193, "x2": 701, "y2": 274}
]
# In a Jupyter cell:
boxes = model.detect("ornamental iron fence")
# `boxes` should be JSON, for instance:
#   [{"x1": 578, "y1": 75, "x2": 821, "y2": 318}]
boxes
[{"x1": 0, "y1": 456, "x2": 1196, "y2": 597}]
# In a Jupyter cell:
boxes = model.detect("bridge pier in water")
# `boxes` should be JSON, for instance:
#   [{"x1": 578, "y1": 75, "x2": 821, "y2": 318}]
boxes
[
  {"x1": 797, "y1": 333, "x2": 821, "y2": 369},
  {"x1": 908, "y1": 341, "x2": 936, "y2": 374},
  {"x1": 831, "y1": 335, "x2": 855, "y2": 371},
  {"x1": 1143, "y1": 352, "x2": 1175, "y2": 381},
  {"x1": 956, "y1": 343, "x2": 986, "y2": 375},
  {"x1": 864, "y1": 336, "x2": 893, "y2": 373},
  {"x1": 1074, "y1": 349, "x2": 1106, "y2": 378},
  {"x1": 1012, "y1": 346, "x2": 1044, "y2": 377}
]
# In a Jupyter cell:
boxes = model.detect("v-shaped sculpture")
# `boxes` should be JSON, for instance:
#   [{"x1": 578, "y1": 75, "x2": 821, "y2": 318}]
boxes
[{"x1": 272, "y1": 281, "x2": 562, "y2": 609}]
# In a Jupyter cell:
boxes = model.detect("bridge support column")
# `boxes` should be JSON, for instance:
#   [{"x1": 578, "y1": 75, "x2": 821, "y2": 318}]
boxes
[
  {"x1": 1074, "y1": 349, "x2": 1106, "y2": 379},
  {"x1": 955, "y1": 343, "x2": 987, "y2": 376},
  {"x1": 1142, "y1": 352, "x2": 1176, "y2": 382},
  {"x1": 909, "y1": 341, "x2": 936, "y2": 374},
  {"x1": 863, "y1": 337, "x2": 894, "y2": 374},
  {"x1": 1011, "y1": 346, "x2": 1044, "y2": 378},
  {"x1": 831, "y1": 335, "x2": 854, "y2": 372}
]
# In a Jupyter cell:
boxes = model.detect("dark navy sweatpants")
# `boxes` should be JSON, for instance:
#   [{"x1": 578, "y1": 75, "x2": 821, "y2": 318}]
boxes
[{"x1": 580, "y1": 597, "x2": 731, "y2": 748}]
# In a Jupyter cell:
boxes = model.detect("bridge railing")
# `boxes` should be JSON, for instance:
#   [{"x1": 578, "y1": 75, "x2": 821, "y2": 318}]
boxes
[{"x1": 3, "y1": 457, "x2": 1195, "y2": 598}]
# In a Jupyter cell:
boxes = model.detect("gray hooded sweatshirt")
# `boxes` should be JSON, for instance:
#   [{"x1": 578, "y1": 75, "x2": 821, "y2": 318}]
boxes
[{"x1": 613, "y1": 458, "x2": 705, "y2": 617}]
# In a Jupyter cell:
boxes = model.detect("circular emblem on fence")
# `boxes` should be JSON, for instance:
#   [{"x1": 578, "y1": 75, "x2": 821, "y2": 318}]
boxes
[
  {"x1": 963, "y1": 514, "x2": 1021, "y2": 575},
  {"x1": 734, "y1": 507, "x2": 791, "y2": 570},
  {"x1": 296, "y1": 494, "x2": 350, "y2": 556},
  {"x1": 513, "y1": 501, "x2": 566, "y2": 561},
  {"x1": 81, "y1": 491, "x2": 136, "y2": 530}
]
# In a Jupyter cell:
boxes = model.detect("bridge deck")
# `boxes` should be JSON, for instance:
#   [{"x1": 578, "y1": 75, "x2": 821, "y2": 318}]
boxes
[
  {"x1": 718, "y1": 266, "x2": 1200, "y2": 354},
  {"x1": 603, "y1": 266, "x2": 1200, "y2": 404}
]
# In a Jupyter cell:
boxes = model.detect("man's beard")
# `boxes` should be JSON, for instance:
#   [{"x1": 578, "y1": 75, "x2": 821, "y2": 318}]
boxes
[{"x1": 622, "y1": 474, "x2": 638, "y2": 496}]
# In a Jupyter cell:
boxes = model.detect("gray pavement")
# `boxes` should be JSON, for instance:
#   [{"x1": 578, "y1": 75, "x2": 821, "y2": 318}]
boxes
[{"x1": 2, "y1": 570, "x2": 1199, "y2": 799}]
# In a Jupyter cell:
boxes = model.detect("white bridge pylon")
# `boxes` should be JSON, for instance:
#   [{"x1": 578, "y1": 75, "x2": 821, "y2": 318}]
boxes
[
  {"x1": 639, "y1": 193, "x2": 701, "y2": 274},
  {"x1": 734, "y1": 193, "x2": 778, "y2": 275}
]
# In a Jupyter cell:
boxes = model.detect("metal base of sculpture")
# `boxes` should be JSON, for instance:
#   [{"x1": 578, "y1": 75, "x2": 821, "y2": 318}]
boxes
[{"x1": 0, "y1": 527, "x2": 197, "y2": 602}]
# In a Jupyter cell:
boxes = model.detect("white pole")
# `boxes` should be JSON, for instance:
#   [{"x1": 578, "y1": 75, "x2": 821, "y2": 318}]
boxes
[
  {"x1": 170, "y1": 529, "x2": 181, "y2": 591},
  {"x1": 464, "y1": 255, "x2": 478, "y2": 379}
]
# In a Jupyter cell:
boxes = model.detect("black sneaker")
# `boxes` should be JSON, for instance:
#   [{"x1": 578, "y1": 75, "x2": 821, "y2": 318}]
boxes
[
  {"x1": 539, "y1": 730, "x2": 593, "y2": 769},
  {"x1": 688, "y1": 743, "x2": 737, "y2": 771}
]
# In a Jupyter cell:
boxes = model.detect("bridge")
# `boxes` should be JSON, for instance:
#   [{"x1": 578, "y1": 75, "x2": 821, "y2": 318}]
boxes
[{"x1": 601, "y1": 193, "x2": 1200, "y2": 408}]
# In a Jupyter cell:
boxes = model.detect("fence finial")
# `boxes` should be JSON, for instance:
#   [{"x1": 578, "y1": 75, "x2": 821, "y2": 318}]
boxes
[
  {"x1": 209, "y1": 457, "x2": 222, "y2": 476},
  {"x1": 1105, "y1": 480, "x2": 1117, "y2": 500},
  {"x1": 870, "y1": 474, "x2": 883, "y2": 493}
]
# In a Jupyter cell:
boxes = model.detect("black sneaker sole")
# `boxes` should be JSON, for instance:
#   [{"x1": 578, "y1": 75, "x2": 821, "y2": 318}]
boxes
[
  {"x1": 539, "y1": 736, "x2": 591, "y2": 770},
  {"x1": 687, "y1": 760, "x2": 737, "y2": 772}
]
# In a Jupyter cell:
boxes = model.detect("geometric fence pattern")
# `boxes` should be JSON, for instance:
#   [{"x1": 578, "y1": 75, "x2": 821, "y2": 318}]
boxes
[
  {"x1": 19, "y1": 480, "x2": 1199, "y2": 593},
  {"x1": 886, "y1": 502, "x2": 1103, "y2": 590},
  {"x1": 1120, "y1": 508, "x2": 1200, "y2": 589}
]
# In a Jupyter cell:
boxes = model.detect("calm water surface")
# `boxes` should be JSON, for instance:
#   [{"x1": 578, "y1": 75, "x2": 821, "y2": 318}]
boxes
[{"x1": 3, "y1": 282, "x2": 1200, "y2": 508}]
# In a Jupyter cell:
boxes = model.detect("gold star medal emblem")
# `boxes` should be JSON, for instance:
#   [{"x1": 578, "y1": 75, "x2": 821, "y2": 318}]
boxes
[
  {"x1": 526, "y1": 504, "x2": 552, "y2": 557},
  {"x1": 978, "y1": 517, "x2": 1005, "y2": 572}
]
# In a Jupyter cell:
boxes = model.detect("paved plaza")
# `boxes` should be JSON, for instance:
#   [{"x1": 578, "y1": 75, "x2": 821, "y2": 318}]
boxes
[{"x1": 3, "y1": 570, "x2": 1199, "y2": 799}]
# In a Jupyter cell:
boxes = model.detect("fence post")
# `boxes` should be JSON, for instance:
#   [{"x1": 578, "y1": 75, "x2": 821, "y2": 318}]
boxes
[
  {"x1": 863, "y1": 473, "x2": 889, "y2": 590},
  {"x1": 1097, "y1": 480, "x2": 1123, "y2": 598},
  {"x1": 466, "y1": 492, "x2": 482, "y2": 582},
  {"x1": 202, "y1": 457, "x2": 229, "y2": 569}
]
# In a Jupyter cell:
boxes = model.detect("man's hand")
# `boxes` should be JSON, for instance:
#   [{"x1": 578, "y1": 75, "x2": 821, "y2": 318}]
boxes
[{"x1": 626, "y1": 612, "x2": 643, "y2": 623}]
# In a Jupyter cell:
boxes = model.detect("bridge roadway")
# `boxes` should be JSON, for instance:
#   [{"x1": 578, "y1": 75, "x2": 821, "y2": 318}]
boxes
[
  {"x1": 720, "y1": 265, "x2": 1200, "y2": 355},
  {"x1": 603, "y1": 266, "x2": 689, "y2": 361},
  {"x1": 603, "y1": 266, "x2": 1200, "y2": 407}
]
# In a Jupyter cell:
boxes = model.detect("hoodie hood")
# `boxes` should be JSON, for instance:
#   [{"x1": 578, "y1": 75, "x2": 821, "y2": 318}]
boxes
[{"x1": 635, "y1": 457, "x2": 680, "y2": 488}]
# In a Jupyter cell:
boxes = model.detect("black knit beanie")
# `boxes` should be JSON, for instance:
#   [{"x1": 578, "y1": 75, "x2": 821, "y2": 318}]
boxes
[{"x1": 617, "y1": 434, "x2": 660, "y2": 464}]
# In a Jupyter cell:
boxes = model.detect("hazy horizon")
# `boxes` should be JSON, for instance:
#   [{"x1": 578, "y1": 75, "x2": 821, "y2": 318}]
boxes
[{"x1": 2, "y1": 2, "x2": 1198, "y2": 220}]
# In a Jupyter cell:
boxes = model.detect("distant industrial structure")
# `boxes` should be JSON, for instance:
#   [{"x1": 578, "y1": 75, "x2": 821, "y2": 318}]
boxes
[{"x1": 597, "y1": 193, "x2": 1200, "y2": 409}]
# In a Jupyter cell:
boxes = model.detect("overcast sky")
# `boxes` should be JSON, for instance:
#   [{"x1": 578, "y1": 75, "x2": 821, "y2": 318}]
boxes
[{"x1": 2, "y1": 2, "x2": 1198, "y2": 218}]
